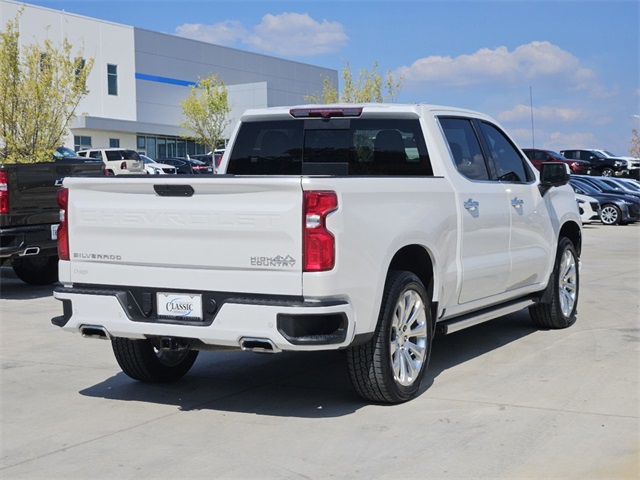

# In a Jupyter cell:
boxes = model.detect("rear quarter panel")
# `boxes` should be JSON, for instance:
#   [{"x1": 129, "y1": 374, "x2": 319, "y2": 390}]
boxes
[{"x1": 301, "y1": 176, "x2": 458, "y2": 336}]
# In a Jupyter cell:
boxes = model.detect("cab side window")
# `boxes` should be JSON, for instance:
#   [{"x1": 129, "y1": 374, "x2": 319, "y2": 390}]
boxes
[
  {"x1": 479, "y1": 122, "x2": 532, "y2": 183},
  {"x1": 439, "y1": 117, "x2": 490, "y2": 181}
]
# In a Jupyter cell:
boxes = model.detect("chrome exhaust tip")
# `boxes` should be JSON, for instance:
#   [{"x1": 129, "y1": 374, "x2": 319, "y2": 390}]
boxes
[
  {"x1": 19, "y1": 247, "x2": 40, "y2": 256},
  {"x1": 80, "y1": 325, "x2": 112, "y2": 340},
  {"x1": 239, "y1": 337, "x2": 279, "y2": 353}
]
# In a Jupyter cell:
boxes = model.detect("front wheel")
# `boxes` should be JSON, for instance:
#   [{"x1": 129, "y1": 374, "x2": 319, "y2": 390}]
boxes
[
  {"x1": 347, "y1": 271, "x2": 433, "y2": 403},
  {"x1": 601, "y1": 167, "x2": 614, "y2": 177},
  {"x1": 529, "y1": 237, "x2": 579, "y2": 329},
  {"x1": 112, "y1": 337, "x2": 198, "y2": 383},
  {"x1": 600, "y1": 204, "x2": 621, "y2": 225}
]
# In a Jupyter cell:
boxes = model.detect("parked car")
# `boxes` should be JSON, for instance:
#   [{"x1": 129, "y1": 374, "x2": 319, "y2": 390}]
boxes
[
  {"x1": 140, "y1": 155, "x2": 177, "y2": 175},
  {"x1": 590, "y1": 149, "x2": 640, "y2": 172},
  {"x1": 159, "y1": 157, "x2": 213, "y2": 174},
  {"x1": 560, "y1": 149, "x2": 634, "y2": 178},
  {"x1": 591, "y1": 176, "x2": 640, "y2": 195},
  {"x1": 575, "y1": 193, "x2": 601, "y2": 224},
  {"x1": 53, "y1": 146, "x2": 86, "y2": 161},
  {"x1": 522, "y1": 148, "x2": 591, "y2": 175},
  {"x1": 190, "y1": 149, "x2": 225, "y2": 171},
  {"x1": 77, "y1": 148, "x2": 145, "y2": 175},
  {"x1": 569, "y1": 177, "x2": 639, "y2": 225},
  {"x1": 53, "y1": 103, "x2": 582, "y2": 404},
  {"x1": 1, "y1": 157, "x2": 103, "y2": 285},
  {"x1": 573, "y1": 175, "x2": 640, "y2": 201}
]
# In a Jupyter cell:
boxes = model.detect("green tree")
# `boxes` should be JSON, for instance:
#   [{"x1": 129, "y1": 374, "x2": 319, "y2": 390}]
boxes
[
  {"x1": 0, "y1": 12, "x2": 93, "y2": 163},
  {"x1": 630, "y1": 129, "x2": 640, "y2": 158},
  {"x1": 180, "y1": 74, "x2": 232, "y2": 172},
  {"x1": 306, "y1": 61, "x2": 403, "y2": 104}
]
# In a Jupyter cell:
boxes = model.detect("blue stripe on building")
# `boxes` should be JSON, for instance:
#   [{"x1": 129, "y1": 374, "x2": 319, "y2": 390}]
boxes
[{"x1": 135, "y1": 73, "x2": 197, "y2": 87}]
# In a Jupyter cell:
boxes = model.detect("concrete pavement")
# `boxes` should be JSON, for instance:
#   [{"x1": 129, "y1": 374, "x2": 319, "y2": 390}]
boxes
[{"x1": 1, "y1": 223, "x2": 638, "y2": 479}]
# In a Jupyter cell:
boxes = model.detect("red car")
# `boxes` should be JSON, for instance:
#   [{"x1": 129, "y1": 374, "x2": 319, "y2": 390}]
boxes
[{"x1": 523, "y1": 148, "x2": 591, "y2": 175}]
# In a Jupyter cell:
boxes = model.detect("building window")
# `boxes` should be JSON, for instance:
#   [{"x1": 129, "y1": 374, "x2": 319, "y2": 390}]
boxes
[
  {"x1": 74, "y1": 135, "x2": 92, "y2": 151},
  {"x1": 107, "y1": 64, "x2": 118, "y2": 96},
  {"x1": 135, "y1": 134, "x2": 207, "y2": 159},
  {"x1": 109, "y1": 138, "x2": 120, "y2": 148},
  {"x1": 74, "y1": 58, "x2": 86, "y2": 87}
]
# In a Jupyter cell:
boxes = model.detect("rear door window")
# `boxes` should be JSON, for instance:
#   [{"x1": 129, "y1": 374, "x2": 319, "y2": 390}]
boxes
[{"x1": 226, "y1": 118, "x2": 432, "y2": 176}]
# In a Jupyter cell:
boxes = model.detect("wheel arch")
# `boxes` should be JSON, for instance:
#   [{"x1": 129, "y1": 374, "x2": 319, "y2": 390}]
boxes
[
  {"x1": 559, "y1": 221, "x2": 582, "y2": 256},
  {"x1": 388, "y1": 244, "x2": 434, "y2": 296},
  {"x1": 387, "y1": 244, "x2": 437, "y2": 327}
]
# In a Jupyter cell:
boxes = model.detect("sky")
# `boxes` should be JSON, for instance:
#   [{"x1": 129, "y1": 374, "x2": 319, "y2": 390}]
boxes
[{"x1": 14, "y1": 0, "x2": 640, "y2": 155}]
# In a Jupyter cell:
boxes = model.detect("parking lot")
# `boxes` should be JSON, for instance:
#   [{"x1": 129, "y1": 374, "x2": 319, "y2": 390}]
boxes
[{"x1": 1, "y1": 224, "x2": 638, "y2": 479}]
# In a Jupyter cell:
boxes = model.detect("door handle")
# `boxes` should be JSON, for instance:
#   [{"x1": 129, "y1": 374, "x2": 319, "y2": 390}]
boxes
[
  {"x1": 511, "y1": 198, "x2": 524, "y2": 208},
  {"x1": 464, "y1": 199, "x2": 480, "y2": 211}
]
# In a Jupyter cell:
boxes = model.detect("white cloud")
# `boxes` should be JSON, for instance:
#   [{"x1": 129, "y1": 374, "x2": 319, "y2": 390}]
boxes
[
  {"x1": 175, "y1": 21, "x2": 247, "y2": 46},
  {"x1": 507, "y1": 127, "x2": 598, "y2": 151},
  {"x1": 246, "y1": 13, "x2": 347, "y2": 56},
  {"x1": 175, "y1": 13, "x2": 347, "y2": 57},
  {"x1": 548, "y1": 131, "x2": 597, "y2": 150},
  {"x1": 498, "y1": 104, "x2": 585, "y2": 123},
  {"x1": 398, "y1": 41, "x2": 596, "y2": 90}
]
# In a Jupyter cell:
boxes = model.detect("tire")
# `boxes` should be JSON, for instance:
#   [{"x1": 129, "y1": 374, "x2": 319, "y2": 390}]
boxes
[
  {"x1": 112, "y1": 337, "x2": 198, "y2": 383},
  {"x1": 529, "y1": 237, "x2": 579, "y2": 329},
  {"x1": 11, "y1": 255, "x2": 59, "y2": 285},
  {"x1": 601, "y1": 167, "x2": 614, "y2": 177},
  {"x1": 600, "y1": 204, "x2": 621, "y2": 225},
  {"x1": 347, "y1": 271, "x2": 433, "y2": 403}
]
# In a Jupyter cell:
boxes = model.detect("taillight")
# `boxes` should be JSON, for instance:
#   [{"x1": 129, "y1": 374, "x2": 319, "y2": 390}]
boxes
[
  {"x1": 57, "y1": 188, "x2": 69, "y2": 261},
  {"x1": 0, "y1": 171, "x2": 8, "y2": 214},
  {"x1": 303, "y1": 191, "x2": 338, "y2": 272}
]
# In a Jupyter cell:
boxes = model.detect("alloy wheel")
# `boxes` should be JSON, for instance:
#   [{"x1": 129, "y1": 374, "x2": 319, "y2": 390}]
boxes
[
  {"x1": 390, "y1": 289, "x2": 428, "y2": 387},
  {"x1": 600, "y1": 205, "x2": 619, "y2": 224},
  {"x1": 558, "y1": 249, "x2": 578, "y2": 318}
]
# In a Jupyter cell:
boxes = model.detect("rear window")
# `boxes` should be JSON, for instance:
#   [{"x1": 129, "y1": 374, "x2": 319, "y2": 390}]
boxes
[
  {"x1": 227, "y1": 118, "x2": 432, "y2": 176},
  {"x1": 104, "y1": 150, "x2": 140, "y2": 161}
]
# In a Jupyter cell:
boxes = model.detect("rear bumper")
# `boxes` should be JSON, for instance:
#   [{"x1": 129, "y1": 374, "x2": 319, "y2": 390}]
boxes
[
  {"x1": 52, "y1": 285, "x2": 355, "y2": 352},
  {"x1": 0, "y1": 224, "x2": 58, "y2": 259}
]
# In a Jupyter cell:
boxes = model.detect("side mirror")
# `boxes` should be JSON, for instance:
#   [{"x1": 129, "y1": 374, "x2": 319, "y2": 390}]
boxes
[{"x1": 539, "y1": 162, "x2": 570, "y2": 196}]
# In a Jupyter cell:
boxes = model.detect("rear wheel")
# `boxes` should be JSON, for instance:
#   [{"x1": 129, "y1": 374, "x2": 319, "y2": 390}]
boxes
[
  {"x1": 347, "y1": 271, "x2": 432, "y2": 403},
  {"x1": 529, "y1": 237, "x2": 579, "y2": 329},
  {"x1": 11, "y1": 255, "x2": 58, "y2": 285},
  {"x1": 112, "y1": 337, "x2": 198, "y2": 383}
]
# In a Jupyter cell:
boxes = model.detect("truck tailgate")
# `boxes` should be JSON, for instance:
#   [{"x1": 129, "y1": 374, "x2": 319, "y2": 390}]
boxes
[{"x1": 63, "y1": 176, "x2": 304, "y2": 296}]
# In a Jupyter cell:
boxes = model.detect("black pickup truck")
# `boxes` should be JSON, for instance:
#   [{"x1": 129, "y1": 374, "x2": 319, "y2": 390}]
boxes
[{"x1": 1, "y1": 154, "x2": 103, "y2": 285}]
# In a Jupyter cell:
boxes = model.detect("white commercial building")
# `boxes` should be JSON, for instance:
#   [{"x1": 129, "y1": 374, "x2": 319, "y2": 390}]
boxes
[{"x1": 1, "y1": 1, "x2": 337, "y2": 158}]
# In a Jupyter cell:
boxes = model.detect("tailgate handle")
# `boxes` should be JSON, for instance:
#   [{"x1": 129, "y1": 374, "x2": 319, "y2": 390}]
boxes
[{"x1": 154, "y1": 184, "x2": 194, "y2": 197}]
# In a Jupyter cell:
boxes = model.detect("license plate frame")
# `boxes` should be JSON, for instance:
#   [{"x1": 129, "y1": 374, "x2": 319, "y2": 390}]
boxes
[{"x1": 156, "y1": 292, "x2": 203, "y2": 321}]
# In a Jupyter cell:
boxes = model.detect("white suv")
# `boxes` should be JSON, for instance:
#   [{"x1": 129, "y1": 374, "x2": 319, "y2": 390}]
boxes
[{"x1": 77, "y1": 148, "x2": 145, "y2": 175}]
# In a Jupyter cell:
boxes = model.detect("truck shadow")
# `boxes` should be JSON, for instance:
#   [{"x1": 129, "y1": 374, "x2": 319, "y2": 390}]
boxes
[
  {"x1": 0, "y1": 267, "x2": 57, "y2": 299},
  {"x1": 79, "y1": 310, "x2": 538, "y2": 418}
]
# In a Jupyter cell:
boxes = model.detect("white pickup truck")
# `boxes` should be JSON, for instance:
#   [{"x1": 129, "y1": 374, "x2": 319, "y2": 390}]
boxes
[{"x1": 52, "y1": 104, "x2": 582, "y2": 403}]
